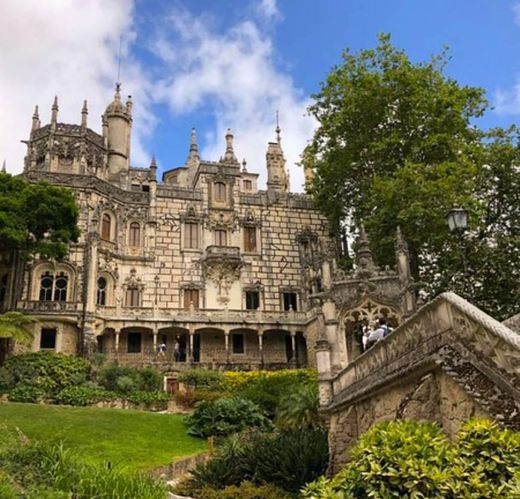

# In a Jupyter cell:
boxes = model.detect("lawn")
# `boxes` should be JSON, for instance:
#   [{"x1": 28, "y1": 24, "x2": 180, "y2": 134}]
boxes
[{"x1": 0, "y1": 402, "x2": 206, "y2": 471}]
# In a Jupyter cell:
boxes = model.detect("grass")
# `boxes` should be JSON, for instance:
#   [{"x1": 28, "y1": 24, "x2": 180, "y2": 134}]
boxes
[{"x1": 0, "y1": 402, "x2": 206, "y2": 471}]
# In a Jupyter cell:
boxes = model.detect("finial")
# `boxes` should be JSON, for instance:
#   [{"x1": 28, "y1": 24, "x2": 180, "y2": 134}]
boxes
[
  {"x1": 115, "y1": 82, "x2": 121, "y2": 99},
  {"x1": 242, "y1": 158, "x2": 247, "y2": 172},
  {"x1": 359, "y1": 223, "x2": 368, "y2": 242},
  {"x1": 126, "y1": 95, "x2": 133, "y2": 115},
  {"x1": 150, "y1": 154, "x2": 157, "y2": 169},
  {"x1": 190, "y1": 128, "x2": 198, "y2": 151},
  {"x1": 32, "y1": 105, "x2": 40, "y2": 131},
  {"x1": 275, "y1": 110, "x2": 281, "y2": 143},
  {"x1": 81, "y1": 100, "x2": 88, "y2": 127},
  {"x1": 1, "y1": 160, "x2": 6, "y2": 173},
  {"x1": 51, "y1": 96, "x2": 59, "y2": 125},
  {"x1": 395, "y1": 225, "x2": 408, "y2": 253},
  {"x1": 224, "y1": 128, "x2": 237, "y2": 163}
]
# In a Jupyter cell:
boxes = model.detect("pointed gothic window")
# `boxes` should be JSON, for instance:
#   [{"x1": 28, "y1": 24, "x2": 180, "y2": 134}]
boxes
[
  {"x1": 129, "y1": 222, "x2": 141, "y2": 247},
  {"x1": 39, "y1": 272, "x2": 54, "y2": 301},
  {"x1": 101, "y1": 213, "x2": 112, "y2": 241},
  {"x1": 97, "y1": 277, "x2": 107, "y2": 306},
  {"x1": 53, "y1": 272, "x2": 68, "y2": 302}
]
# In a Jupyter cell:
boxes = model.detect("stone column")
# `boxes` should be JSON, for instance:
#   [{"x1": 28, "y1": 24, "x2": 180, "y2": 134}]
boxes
[
  {"x1": 257, "y1": 328, "x2": 264, "y2": 366},
  {"x1": 290, "y1": 330, "x2": 297, "y2": 365},
  {"x1": 152, "y1": 327, "x2": 158, "y2": 355},
  {"x1": 114, "y1": 330, "x2": 120, "y2": 354},
  {"x1": 224, "y1": 328, "x2": 230, "y2": 364},
  {"x1": 189, "y1": 327, "x2": 195, "y2": 363},
  {"x1": 86, "y1": 233, "x2": 99, "y2": 314}
]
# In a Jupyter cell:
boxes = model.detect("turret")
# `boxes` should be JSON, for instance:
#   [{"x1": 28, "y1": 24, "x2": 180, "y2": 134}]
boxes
[
  {"x1": 81, "y1": 100, "x2": 88, "y2": 128},
  {"x1": 104, "y1": 83, "x2": 132, "y2": 182},
  {"x1": 31, "y1": 105, "x2": 40, "y2": 132},
  {"x1": 50, "y1": 96, "x2": 59, "y2": 130},
  {"x1": 266, "y1": 123, "x2": 289, "y2": 193},
  {"x1": 222, "y1": 128, "x2": 238, "y2": 164},
  {"x1": 355, "y1": 224, "x2": 375, "y2": 276},
  {"x1": 187, "y1": 128, "x2": 200, "y2": 165}
]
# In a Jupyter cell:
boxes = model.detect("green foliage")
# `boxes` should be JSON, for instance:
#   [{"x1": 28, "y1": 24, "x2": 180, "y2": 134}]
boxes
[
  {"x1": 3, "y1": 351, "x2": 90, "y2": 397},
  {"x1": 0, "y1": 312, "x2": 35, "y2": 344},
  {"x1": 174, "y1": 387, "x2": 228, "y2": 408},
  {"x1": 54, "y1": 384, "x2": 117, "y2": 406},
  {"x1": 184, "y1": 428, "x2": 328, "y2": 495},
  {"x1": 98, "y1": 364, "x2": 162, "y2": 393},
  {"x1": 178, "y1": 368, "x2": 224, "y2": 390},
  {"x1": 185, "y1": 481, "x2": 293, "y2": 499},
  {"x1": 185, "y1": 397, "x2": 271, "y2": 438},
  {"x1": 0, "y1": 173, "x2": 80, "y2": 259},
  {"x1": 305, "y1": 34, "x2": 520, "y2": 319},
  {"x1": 126, "y1": 390, "x2": 170, "y2": 408},
  {"x1": 0, "y1": 438, "x2": 167, "y2": 498},
  {"x1": 302, "y1": 419, "x2": 520, "y2": 498},
  {"x1": 7, "y1": 383, "x2": 46, "y2": 403},
  {"x1": 275, "y1": 382, "x2": 322, "y2": 430}
]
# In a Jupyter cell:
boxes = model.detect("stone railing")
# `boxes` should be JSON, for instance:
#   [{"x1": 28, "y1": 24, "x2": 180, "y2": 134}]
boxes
[
  {"x1": 17, "y1": 300, "x2": 82, "y2": 314},
  {"x1": 204, "y1": 245, "x2": 241, "y2": 259},
  {"x1": 323, "y1": 292, "x2": 520, "y2": 411}
]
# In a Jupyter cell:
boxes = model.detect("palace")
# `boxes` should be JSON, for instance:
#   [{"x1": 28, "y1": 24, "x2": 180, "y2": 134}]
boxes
[{"x1": 0, "y1": 85, "x2": 416, "y2": 370}]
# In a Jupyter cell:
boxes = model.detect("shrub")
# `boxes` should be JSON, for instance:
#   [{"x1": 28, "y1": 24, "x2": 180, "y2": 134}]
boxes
[
  {"x1": 275, "y1": 383, "x2": 322, "y2": 430},
  {"x1": 185, "y1": 397, "x2": 271, "y2": 438},
  {"x1": 3, "y1": 352, "x2": 90, "y2": 396},
  {"x1": 98, "y1": 364, "x2": 162, "y2": 393},
  {"x1": 8, "y1": 383, "x2": 46, "y2": 403},
  {"x1": 193, "y1": 481, "x2": 292, "y2": 499},
  {"x1": 185, "y1": 428, "x2": 328, "y2": 494},
  {"x1": 301, "y1": 419, "x2": 520, "y2": 498},
  {"x1": 54, "y1": 385, "x2": 117, "y2": 407},
  {"x1": 178, "y1": 368, "x2": 224, "y2": 390},
  {"x1": 126, "y1": 390, "x2": 170, "y2": 408},
  {"x1": 0, "y1": 367, "x2": 13, "y2": 393}
]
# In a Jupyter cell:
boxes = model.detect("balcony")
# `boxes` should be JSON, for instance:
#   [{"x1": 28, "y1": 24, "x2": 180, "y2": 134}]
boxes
[
  {"x1": 17, "y1": 300, "x2": 82, "y2": 314},
  {"x1": 204, "y1": 245, "x2": 241, "y2": 262}
]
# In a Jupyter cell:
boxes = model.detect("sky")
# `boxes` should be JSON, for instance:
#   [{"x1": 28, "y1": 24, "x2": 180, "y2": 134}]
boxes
[{"x1": 1, "y1": 0, "x2": 520, "y2": 191}]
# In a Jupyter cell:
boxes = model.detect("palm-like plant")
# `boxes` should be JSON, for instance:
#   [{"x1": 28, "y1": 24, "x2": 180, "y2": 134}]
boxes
[
  {"x1": 276, "y1": 383, "x2": 323, "y2": 430},
  {"x1": 0, "y1": 312, "x2": 35, "y2": 345}
]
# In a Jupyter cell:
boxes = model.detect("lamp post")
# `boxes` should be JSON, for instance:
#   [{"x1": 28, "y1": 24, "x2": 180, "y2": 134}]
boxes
[{"x1": 446, "y1": 205, "x2": 468, "y2": 275}]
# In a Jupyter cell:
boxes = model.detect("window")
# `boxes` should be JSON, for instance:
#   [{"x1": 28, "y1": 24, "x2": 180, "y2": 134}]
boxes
[
  {"x1": 40, "y1": 328, "x2": 56, "y2": 350},
  {"x1": 184, "y1": 289, "x2": 199, "y2": 309},
  {"x1": 127, "y1": 332, "x2": 141, "y2": 353},
  {"x1": 282, "y1": 292, "x2": 298, "y2": 311},
  {"x1": 39, "y1": 272, "x2": 54, "y2": 301},
  {"x1": 129, "y1": 222, "x2": 140, "y2": 247},
  {"x1": 214, "y1": 182, "x2": 226, "y2": 202},
  {"x1": 97, "y1": 277, "x2": 107, "y2": 305},
  {"x1": 53, "y1": 272, "x2": 68, "y2": 302},
  {"x1": 125, "y1": 287, "x2": 140, "y2": 307},
  {"x1": 243, "y1": 180, "x2": 252, "y2": 191},
  {"x1": 0, "y1": 274, "x2": 8, "y2": 303},
  {"x1": 232, "y1": 333, "x2": 244, "y2": 354},
  {"x1": 245, "y1": 290, "x2": 260, "y2": 310},
  {"x1": 244, "y1": 227, "x2": 257, "y2": 252},
  {"x1": 101, "y1": 213, "x2": 112, "y2": 240},
  {"x1": 215, "y1": 229, "x2": 227, "y2": 246},
  {"x1": 184, "y1": 222, "x2": 199, "y2": 249}
]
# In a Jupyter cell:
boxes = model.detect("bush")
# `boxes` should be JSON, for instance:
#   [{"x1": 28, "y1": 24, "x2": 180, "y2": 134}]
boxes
[
  {"x1": 8, "y1": 383, "x2": 46, "y2": 403},
  {"x1": 185, "y1": 428, "x2": 328, "y2": 494},
  {"x1": 191, "y1": 481, "x2": 292, "y2": 499},
  {"x1": 178, "y1": 368, "x2": 224, "y2": 390},
  {"x1": 302, "y1": 419, "x2": 520, "y2": 498},
  {"x1": 3, "y1": 352, "x2": 90, "y2": 396},
  {"x1": 98, "y1": 364, "x2": 162, "y2": 393},
  {"x1": 275, "y1": 383, "x2": 322, "y2": 430},
  {"x1": 126, "y1": 390, "x2": 170, "y2": 408},
  {"x1": 185, "y1": 397, "x2": 271, "y2": 438},
  {"x1": 54, "y1": 385, "x2": 116, "y2": 407}
]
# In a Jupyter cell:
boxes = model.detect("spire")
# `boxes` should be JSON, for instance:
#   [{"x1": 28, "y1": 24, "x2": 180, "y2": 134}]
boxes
[
  {"x1": 126, "y1": 94, "x2": 133, "y2": 116},
  {"x1": 31, "y1": 105, "x2": 40, "y2": 131},
  {"x1": 51, "y1": 96, "x2": 59, "y2": 125},
  {"x1": 395, "y1": 225, "x2": 411, "y2": 282},
  {"x1": 266, "y1": 119, "x2": 289, "y2": 193},
  {"x1": 1, "y1": 160, "x2": 6, "y2": 173},
  {"x1": 275, "y1": 110, "x2": 281, "y2": 143},
  {"x1": 149, "y1": 154, "x2": 157, "y2": 180},
  {"x1": 81, "y1": 100, "x2": 88, "y2": 128},
  {"x1": 242, "y1": 158, "x2": 247, "y2": 172},
  {"x1": 355, "y1": 223, "x2": 375, "y2": 275},
  {"x1": 223, "y1": 128, "x2": 237, "y2": 163}
]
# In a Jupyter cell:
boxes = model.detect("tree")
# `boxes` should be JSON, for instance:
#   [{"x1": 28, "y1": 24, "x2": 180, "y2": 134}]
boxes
[
  {"x1": 305, "y1": 34, "x2": 520, "y2": 319},
  {"x1": 0, "y1": 172, "x2": 80, "y2": 260},
  {"x1": 0, "y1": 311, "x2": 35, "y2": 344}
]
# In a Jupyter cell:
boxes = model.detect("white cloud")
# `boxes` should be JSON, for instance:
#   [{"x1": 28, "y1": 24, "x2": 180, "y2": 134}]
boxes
[
  {"x1": 494, "y1": 79, "x2": 520, "y2": 115},
  {"x1": 255, "y1": 0, "x2": 281, "y2": 21},
  {"x1": 0, "y1": 0, "x2": 153, "y2": 173},
  {"x1": 152, "y1": 5, "x2": 314, "y2": 191}
]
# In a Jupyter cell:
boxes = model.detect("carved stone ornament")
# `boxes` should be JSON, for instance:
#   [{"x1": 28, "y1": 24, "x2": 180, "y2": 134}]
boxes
[{"x1": 123, "y1": 268, "x2": 144, "y2": 290}]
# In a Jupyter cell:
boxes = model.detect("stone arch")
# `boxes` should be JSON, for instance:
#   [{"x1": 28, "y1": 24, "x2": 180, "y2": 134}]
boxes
[{"x1": 339, "y1": 297, "x2": 401, "y2": 362}]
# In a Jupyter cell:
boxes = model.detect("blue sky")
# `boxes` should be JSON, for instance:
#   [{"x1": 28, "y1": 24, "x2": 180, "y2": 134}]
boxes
[{"x1": 1, "y1": 1, "x2": 520, "y2": 190}]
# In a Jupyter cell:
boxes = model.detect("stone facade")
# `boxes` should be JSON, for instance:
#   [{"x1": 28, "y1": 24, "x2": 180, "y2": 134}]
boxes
[{"x1": 0, "y1": 87, "x2": 334, "y2": 370}]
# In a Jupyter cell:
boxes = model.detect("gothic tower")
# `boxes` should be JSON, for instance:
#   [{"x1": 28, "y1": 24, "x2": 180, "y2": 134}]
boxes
[{"x1": 266, "y1": 124, "x2": 289, "y2": 193}]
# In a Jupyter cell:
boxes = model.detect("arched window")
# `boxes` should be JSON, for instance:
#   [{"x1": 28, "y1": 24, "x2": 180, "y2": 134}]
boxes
[
  {"x1": 0, "y1": 274, "x2": 8, "y2": 303},
  {"x1": 39, "y1": 272, "x2": 53, "y2": 301},
  {"x1": 101, "y1": 213, "x2": 112, "y2": 241},
  {"x1": 97, "y1": 277, "x2": 107, "y2": 306},
  {"x1": 214, "y1": 182, "x2": 226, "y2": 202},
  {"x1": 129, "y1": 222, "x2": 141, "y2": 247},
  {"x1": 125, "y1": 287, "x2": 140, "y2": 308},
  {"x1": 53, "y1": 272, "x2": 68, "y2": 302}
]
